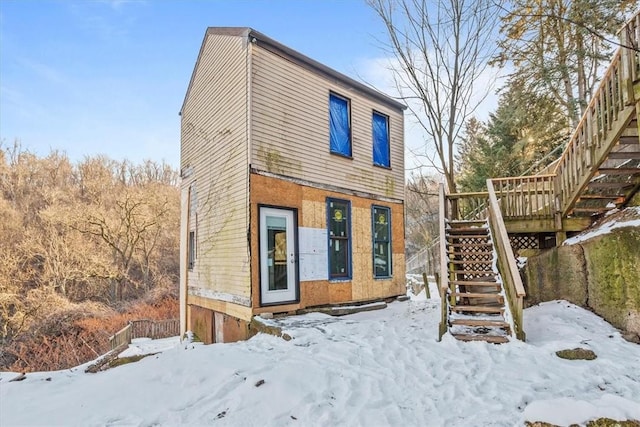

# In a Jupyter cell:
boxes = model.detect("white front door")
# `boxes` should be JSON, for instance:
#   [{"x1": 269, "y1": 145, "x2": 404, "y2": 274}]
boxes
[{"x1": 260, "y1": 207, "x2": 297, "y2": 304}]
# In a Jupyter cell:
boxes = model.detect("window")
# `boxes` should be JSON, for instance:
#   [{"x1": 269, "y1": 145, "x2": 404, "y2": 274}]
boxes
[
  {"x1": 327, "y1": 199, "x2": 351, "y2": 279},
  {"x1": 329, "y1": 93, "x2": 351, "y2": 157},
  {"x1": 372, "y1": 206, "x2": 391, "y2": 278},
  {"x1": 188, "y1": 231, "x2": 196, "y2": 270},
  {"x1": 372, "y1": 111, "x2": 390, "y2": 167}
]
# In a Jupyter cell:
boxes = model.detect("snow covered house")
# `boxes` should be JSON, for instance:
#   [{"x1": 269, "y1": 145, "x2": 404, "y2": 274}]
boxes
[{"x1": 179, "y1": 27, "x2": 406, "y2": 344}]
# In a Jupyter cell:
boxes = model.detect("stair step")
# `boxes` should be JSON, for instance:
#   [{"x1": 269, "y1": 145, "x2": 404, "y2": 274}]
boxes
[
  {"x1": 448, "y1": 220, "x2": 486, "y2": 227},
  {"x1": 572, "y1": 206, "x2": 616, "y2": 214},
  {"x1": 451, "y1": 305, "x2": 504, "y2": 314},
  {"x1": 446, "y1": 234, "x2": 490, "y2": 240},
  {"x1": 452, "y1": 334, "x2": 510, "y2": 344},
  {"x1": 450, "y1": 270, "x2": 496, "y2": 276},
  {"x1": 450, "y1": 319, "x2": 510, "y2": 328},
  {"x1": 448, "y1": 242, "x2": 493, "y2": 248},
  {"x1": 578, "y1": 194, "x2": 624, "y2": 200},
  {"x1": 619, "y1": 136, "x2": 639, "y2": 144},
  {"x1": 597, "y1": 167, "x2": 640, "y2": 175},
  {"x1": 587, "y1": 182, "x2": 634, "y2": 189},
  {"x1": 608, "y1": 151, "x2": 640, "y2": 159},
  {"x1": 451, "y1": 280, "x2": 499, "y2": 287},
  {"x1": 452, "y1": 292, "x2": 503, "y2": 300},
  {"x1": 449, "y1": 259, "x2": 493, "y2": 264},
  {"x1": 447, "y1": 227, "x2": 488, "y2": 234},
  {"x1": 449, "y1": 251, "x2": 493, "y2": 256}
]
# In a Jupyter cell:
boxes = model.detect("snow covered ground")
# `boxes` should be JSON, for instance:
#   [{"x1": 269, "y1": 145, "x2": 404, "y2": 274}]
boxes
[{"x1": 1, "y1": 293, "x2": 639, "y2": 426}]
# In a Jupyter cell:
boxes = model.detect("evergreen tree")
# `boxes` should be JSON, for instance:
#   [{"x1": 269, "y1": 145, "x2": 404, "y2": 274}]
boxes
[{"x1": 494, "y1": 0, "x2": 635, "y2": 127}]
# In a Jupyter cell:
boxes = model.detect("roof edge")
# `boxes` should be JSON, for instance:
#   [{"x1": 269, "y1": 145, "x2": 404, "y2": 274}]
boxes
[
  {"x1": 246, "y1": 28, "x2": 406, "y2": 112},
  {"x1": 180, "y1": 27, "x2": 406, "y2": 116}
]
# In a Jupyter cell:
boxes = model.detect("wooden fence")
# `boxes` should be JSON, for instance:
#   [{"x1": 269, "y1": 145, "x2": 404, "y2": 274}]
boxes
[{"x1": 109, "y1": 319, "x2": 180, "y2": 350}]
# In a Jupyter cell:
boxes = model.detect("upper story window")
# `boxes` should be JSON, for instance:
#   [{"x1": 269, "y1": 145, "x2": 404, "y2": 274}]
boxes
[
  {"x1": 372, "y1": 111, "x2": 390, "y2": 168},
  {"x1": 329, "y1": 93, "x2": 352, "y2": 158}
]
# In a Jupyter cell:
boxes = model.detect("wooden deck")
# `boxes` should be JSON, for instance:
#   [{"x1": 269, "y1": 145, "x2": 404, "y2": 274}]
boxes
[{"x1": 438, "y1": 12, "x2": 640, "y2": 343}]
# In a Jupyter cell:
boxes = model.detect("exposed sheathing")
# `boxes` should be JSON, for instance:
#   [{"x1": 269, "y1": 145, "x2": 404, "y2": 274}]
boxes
[
  {"x1": 250, "y1": 46, "x2": 405, "y2": 201},
  {"x1": 249, "y1": 173, "x2": 405, "y2": 310},
  {"x1": 181, "y1": 34, "x2": 251, "y2": 303}
]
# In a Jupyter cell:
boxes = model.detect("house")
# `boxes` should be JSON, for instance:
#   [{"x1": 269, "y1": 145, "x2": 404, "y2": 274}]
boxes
[{"x1": 179, "y1": 27, "x2": 406, "y2": 343}]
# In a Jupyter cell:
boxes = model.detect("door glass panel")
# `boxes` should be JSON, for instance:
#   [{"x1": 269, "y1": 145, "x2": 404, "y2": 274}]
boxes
[{"x1": 267, "y1": 215, "x2": 288, "y2": 291}]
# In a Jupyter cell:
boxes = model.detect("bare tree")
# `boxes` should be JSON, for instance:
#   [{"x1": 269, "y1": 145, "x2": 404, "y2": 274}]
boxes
[
  {"x1": 369, "y1": 0, "x2": 502, "y2": 192},
  {"x1": 405, "y1": 173, "x2": 439, "y2": 256}
]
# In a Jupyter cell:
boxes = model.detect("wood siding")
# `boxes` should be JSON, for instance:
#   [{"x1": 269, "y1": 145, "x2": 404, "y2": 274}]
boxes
[
  {"x1": 250, "y1": 45, "x2": 405, "y2": 202},
  {"x1": 181, "y1": 34, "x2": 251, "y2": 304}
]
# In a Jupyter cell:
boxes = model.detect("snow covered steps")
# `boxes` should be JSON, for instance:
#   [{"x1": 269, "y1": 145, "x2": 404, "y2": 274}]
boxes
[{"x1": 443, "y1": 220, "x2": 512, "y2": 344}]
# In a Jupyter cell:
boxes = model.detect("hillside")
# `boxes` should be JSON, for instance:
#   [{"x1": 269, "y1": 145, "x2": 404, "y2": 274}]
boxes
[{"x1": 1, "y1": 290, "x2": 639, "y2": 426}]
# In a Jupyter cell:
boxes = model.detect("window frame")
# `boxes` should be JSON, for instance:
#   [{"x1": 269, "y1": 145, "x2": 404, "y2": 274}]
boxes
[
  {"x1": 327, "y1": 198, "x2": 352, "y2": 280},
  {"x1": 372, "y1": 110, "x2": 391, "y2": 168},
  {"x1": 372, "y1": 205, "x2": 392, "y2": 278},
  {"x1": 328, "y1": 92, "x2": 352, "y2": 158}
]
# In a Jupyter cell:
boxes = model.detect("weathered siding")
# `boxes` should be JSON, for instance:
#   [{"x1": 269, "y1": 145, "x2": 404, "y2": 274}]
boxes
[
  {"x1": 181, "y1": 34, "x2": 250, "y2": 305},
  {"x1": 250, "y1": 45, "x2": 404, "y2": 201}
]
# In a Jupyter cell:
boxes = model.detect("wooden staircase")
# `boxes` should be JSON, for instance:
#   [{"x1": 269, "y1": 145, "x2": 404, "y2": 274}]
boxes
[
  {"x1": 444, "y1": 220, "x2": 511, "y2": 344},
  {"x1": 436, "y1": 12, "x2": 640, "y2": 344}
]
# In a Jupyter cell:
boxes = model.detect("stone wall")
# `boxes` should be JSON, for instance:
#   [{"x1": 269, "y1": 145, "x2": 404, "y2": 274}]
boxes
[{"x1": 523, "y1": 226, "x2": 640, "y2": 337}]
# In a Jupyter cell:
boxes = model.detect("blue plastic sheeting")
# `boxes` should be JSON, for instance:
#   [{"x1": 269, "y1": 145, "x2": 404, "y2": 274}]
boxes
[
  {"x1": 329, "y1": 94, "x2": 351, "y2": 157},
  {"x1": 372, "y1": 112, "x2": 390, "y2": 167}
]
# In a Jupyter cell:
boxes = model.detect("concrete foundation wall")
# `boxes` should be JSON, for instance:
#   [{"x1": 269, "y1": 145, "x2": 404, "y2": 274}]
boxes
[{"x1": 523, "y1": 226, "x2": 640, "y2": 337}]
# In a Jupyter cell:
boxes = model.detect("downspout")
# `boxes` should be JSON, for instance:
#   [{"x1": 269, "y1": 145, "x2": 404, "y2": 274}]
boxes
[{"x1": 179, "y1": 183, "x2": 191, "y2": 339}]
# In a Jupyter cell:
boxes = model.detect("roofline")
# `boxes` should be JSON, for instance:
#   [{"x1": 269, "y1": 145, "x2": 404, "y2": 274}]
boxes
[
  {"x1": 180, "y1": 27, "x2": 406, "y2": 115},
  {"x1": 244, "y1": 28, "x2": 406, "y2": 111}
]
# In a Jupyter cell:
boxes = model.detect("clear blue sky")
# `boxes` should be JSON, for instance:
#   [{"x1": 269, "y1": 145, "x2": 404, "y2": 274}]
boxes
[{"x1": 1, "y1": 0, "x2": 396, "y2": 168}]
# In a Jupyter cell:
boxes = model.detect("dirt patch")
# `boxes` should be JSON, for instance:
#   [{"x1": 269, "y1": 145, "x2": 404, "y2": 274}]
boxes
[{"x1": 555, "y1": 348, "x2": 597, "y2": 360}]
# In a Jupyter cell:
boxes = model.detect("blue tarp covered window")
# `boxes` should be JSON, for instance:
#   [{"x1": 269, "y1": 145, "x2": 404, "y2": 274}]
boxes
[
  {"x1": 329, "y1": 93, "x2": 351, "y2": 157},
  {"x1": 372, "y1": 111, "x2": 390, "y2": 167}
]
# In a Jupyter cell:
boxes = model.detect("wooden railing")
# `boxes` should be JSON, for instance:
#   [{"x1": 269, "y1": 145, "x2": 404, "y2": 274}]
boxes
[
  {"x1": 490, "y1": 175, "x2": 556, "y2": 220},
  {"x1": 620, "y1": 11, "x2": 640, "y2": 85},
  {"x1": 554, "y1": 16, "x2": 639, "y2": 216},
  {"x1": 109, "y1": 319, "x2": 180, "y2": 350},
  {"x1": 487, "y1": 180, "x2": 526, "y2": 340},
  {"x1": 446, "y1": 191, "x2": 489, "y2": 221}
]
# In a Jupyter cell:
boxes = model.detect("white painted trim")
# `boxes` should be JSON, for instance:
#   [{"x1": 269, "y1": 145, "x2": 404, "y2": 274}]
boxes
[{"x1": 188, "y1": 286, "x2": 252, "y2": 307}]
